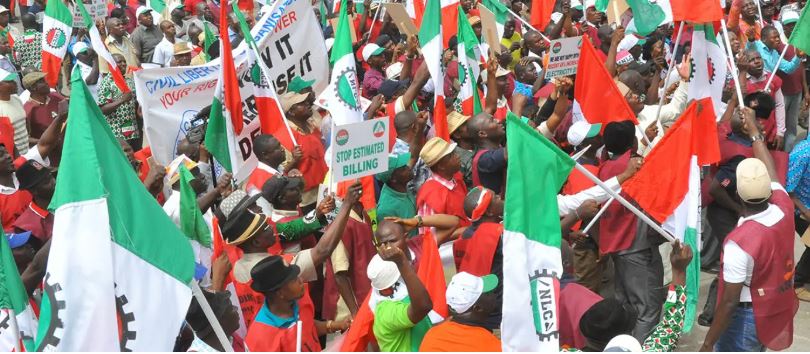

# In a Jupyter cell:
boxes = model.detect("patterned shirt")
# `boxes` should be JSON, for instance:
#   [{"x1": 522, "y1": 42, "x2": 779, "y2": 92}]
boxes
[
  {"x1": 563, "y1": 285, "x2": 686, "y2": 352},
  {"x1": 15, "y1": 30, "x2": 41, "y2": 70},
  {"x1": 787, "y1": 139, "x2": 810, "y2": 215},
  {"x1": 96, "y1": 74, "x2": 139, "y2": 140}
]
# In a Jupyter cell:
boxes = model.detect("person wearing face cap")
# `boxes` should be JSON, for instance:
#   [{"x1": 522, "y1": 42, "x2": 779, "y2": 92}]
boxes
[
  {"x1": 261, "y1": 174, "x2": 334, "y2": 254},
  {"x1": 184, "y1": 288, "x2": 244, "y2": 351},
  {"x1": 419, "y1": 272, "x2": 501, "y2": 351},
  {"x1": 242, "y1": 183, "x2": 362, "y2": 351},
  {"x1": 131, "y1": 6, "x2": 164, "y2": 64},
  {"x1": 279, "y1": 91, "x2": 328, "y2": 211},
  {"x1": 701, "y1": 107, "x2": 799, "y2": 352},
  {"x1": 773, "y1": 6, "x2": 809, "y2": 152},
  {"x1": 71, "y1": 42, "x2": 100, "y2": 99},
  {"x1": 11, "y1": 159, "x2": 55, "y2": 245},
  {"x1": 361, "y1": 43, "x2": 388, "y2": 99},
  {"x1": 376, "y1": 152, "x2": 416, "y2": 223}
]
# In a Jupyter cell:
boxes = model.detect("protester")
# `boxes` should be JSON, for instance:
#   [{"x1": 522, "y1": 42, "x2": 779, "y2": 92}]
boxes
[
  {"x1": 153, "y1": 20, "x2": 179, "y2": 67},
  {"x1": 15, "y1": 13, "x2": 41, "y2": 70}
]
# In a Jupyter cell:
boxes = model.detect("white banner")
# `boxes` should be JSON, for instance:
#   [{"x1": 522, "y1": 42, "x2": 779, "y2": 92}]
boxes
[
  {"x1": 544, "y1": 36, "x2": 583, "y2": 80},
  {"x1": 135, "y1": 0, "x2": 328, "y2": 182},
  {"x1": 331, "y1": 118, "x2": 389, "y2": 183}
]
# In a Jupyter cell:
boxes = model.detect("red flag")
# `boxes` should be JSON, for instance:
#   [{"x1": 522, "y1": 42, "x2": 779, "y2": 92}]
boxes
[
  {"x1": 441, "y1": 2, "x2": 459, "y2": 47},
  {"x1": 340, "y1": 294, "x2": 376, "y2": 352},
  {"x1": 622, "y1": 98, "x2": 721, "y2": 222},
  {"x1": 220, "y1": 3, "x2": 244, "y2": 135},
  {"x1": 255, "y1": 88, "x2": 296, "y2": 151},
  {"x1": 530, "y1": 0, "x2": 555, "y2": 32},
  {"x1": 417, "y1": 229, "x2": 449, "y2": 319},
  {"x1": 670, "y1": 0, "x2": 723, "y2": 22},
  {"x1": 573, "y1": 35, "x2": 638, "y2": 130},
  {"x1": 0, "y1": 116, "x2": 14, "y2": 155}
]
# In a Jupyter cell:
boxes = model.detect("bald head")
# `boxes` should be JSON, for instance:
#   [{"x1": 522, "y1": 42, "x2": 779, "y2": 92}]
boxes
[
  {"x1": 394, "y1": 111, "x2": 417, "y2": 134},
  {"x1": 467, "y1": 112, "x2": 491, "y2": 138}
]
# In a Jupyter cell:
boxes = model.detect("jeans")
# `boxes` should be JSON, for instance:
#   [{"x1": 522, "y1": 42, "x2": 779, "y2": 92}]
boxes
[
  {"x1": 784, "y1": 93, "x2": 803, "y2": 152},
  {"x1": 714, "y1": 307, "x2": 765, "y2": 352}
]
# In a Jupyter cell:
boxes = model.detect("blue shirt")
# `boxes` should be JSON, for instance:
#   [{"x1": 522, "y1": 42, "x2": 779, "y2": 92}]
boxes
[
  {"x1": 747, "y1": 40, "x2": 802, "y2": 75},
  {"x1": 787, "y1": 139, "x2": 810, "y2": 215},
  {"x1": 254, "y1": 301, "x2": 299, "y2": 328}
]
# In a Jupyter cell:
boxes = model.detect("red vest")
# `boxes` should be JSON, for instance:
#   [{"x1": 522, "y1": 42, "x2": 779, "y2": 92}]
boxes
[
  {"x1": 244, "y1": 284, "x2": 321, "y2": 352},
  {"x1": 718, "y1": 190, "x2": 798, "y2": 350},
  {"x1": 559, "y1": 283, "x2": 602, "y2": 349},
  {"x1": 746, "y1": 74, "x2": 783, "y2": 143},
  {"x1": 415, "y1": 173, "x2": 469, "y2": 224},
  {"x1": 322, "y1": 214, "x2": 376, "y2": 320},
  {"x1": 0, "y1": 189, "x2": 32, "y2": 229},
  {"x1": 597, "y1": 152, "x2": 637, "y2": 254},
  {"x1": 458, "y1": 222, "x2": 502, "y2": 276},
  {"x1": 245, "y1": 165, "x2": 278, "y2": 195},
  {"x1": 291, "y1": 130, "x2": 328, "y2": 192}
]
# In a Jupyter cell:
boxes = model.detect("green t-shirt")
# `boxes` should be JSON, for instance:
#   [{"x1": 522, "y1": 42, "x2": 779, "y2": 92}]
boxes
[
  {"x1": 376, "y1": 185, "x2": 417, "y2": 237},
  {"x1": 373, "y1": 300, "x2": 415, "y2": 352}
]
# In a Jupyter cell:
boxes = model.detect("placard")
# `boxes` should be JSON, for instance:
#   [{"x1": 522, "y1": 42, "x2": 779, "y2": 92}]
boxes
[
  {"x1": 384, "y1": 3, "x2": 418, "y2": 37},
  {"x1": 544, "y1": 36, "x2": 583, "y2": 79},
  {"x1": 330, "y1": 118, "x2": 389, "y2": 183},
  {"x1": 478, "y1": 4, "x2": 500, "y2": 54}
]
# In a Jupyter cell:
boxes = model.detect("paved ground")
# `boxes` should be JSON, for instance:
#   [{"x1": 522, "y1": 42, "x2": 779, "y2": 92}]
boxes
[{"x1": 675, "y1": 236, "x2": 810, "y2": 352}]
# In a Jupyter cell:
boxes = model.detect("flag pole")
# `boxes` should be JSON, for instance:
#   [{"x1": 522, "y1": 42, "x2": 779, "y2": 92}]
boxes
[
  {"x1": 505, "y1": 7, "x2": 552, "y2": 43},
  {"x1": 581, "y1": 196, "x2": 614, "y2": 234},
  {"x1": 720, "y1": 19, "x2": 746, "y2": 105},
  {"x1": 755, "y1": 0, "x2": 765, "y2": 27},
  {"x1": 247, "y1": 43, "x2": 299, "y2": 147},
  {"x1": 295, "y1": 320, "x2": 303, "y2": 352},
  {"x1": 652, "y1": 21, "x2": 685, "y2": 123},
  {"x1": 191, "y1": 281, "x2": 236, "y2": 352},
  {"x1": 764, "y1": 44, "x2": 788, "y2": 92},
  {"x1": 572, "y1": 162, "x2": 676, "y2": 242},
  {"x1": 367, "y1": 3, "x2": 382, "y2": 37},
  {"x1": 7, "y1": 309, "x2": 22, "y2": 352}
]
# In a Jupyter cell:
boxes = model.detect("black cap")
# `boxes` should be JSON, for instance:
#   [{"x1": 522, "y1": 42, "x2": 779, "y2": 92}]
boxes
[
  {"x1": 579, "y1": 298, "x2": 638, "y2": 346},
  {"x1": 379, "y1": 80, "x2": 409, "y2": 101},
  {"x1": 250, "y1": 255, "x2": 301, "y2": 293},
  {"x1": 375, "y1": 34, "x2": 392, "y2": 47},
  {"x1": 261, "y1": 175, "x2": 303, "y2": 205},
  {"x1": 16, "y1": 160, "x2": 51, "y2": 191}
]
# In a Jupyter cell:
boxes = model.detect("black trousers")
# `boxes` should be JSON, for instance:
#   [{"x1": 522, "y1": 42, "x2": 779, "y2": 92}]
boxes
[{"x1": 795, "y1": 214, "x2": 810, "y2": 286}]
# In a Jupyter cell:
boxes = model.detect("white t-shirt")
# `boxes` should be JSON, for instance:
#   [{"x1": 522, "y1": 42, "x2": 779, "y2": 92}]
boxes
[
  {"x1": 0, "y1": 95, "x2": 29, "y2": 154},
  {"x1": 722, "y1": 182, "x2": 786, "y2": 302},
  {"x1": 152, "y1": 37, "x2": 175, "y2": 67}
]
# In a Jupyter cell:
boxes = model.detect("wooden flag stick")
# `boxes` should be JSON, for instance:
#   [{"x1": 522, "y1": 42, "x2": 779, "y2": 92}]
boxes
[{"x1": 504, "y1": 7, "x2": 552, "y2": 43}]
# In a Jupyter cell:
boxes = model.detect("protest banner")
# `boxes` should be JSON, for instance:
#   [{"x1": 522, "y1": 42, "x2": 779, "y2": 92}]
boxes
[
  {"x1": 544, "y1": 36, "x2": 583, "y2": 80},
  {"x1": 384, "y1": 3, "x2": 418, "y2": 37},
  {"x1": 135, "y1": 0, "x2": 328, "y2": 182},
  {"x1": 330, "y1": 118, "x2": 389, "y2": 183}
]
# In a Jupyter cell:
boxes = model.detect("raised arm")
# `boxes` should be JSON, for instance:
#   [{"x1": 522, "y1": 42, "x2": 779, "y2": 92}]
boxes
[{"x1": 309, "y1": 183, "x2": 362, "y2": 266}]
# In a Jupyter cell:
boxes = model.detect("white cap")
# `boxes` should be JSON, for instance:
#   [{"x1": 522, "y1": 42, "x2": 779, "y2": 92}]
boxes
[
  {"x1": 386, "y1": 62, "x2": 404, "y2": 79},
  {"x1": 604, "y1": 335, "x2": 642, "y2": 352},
  {"x1": 446, "y1": 272, "x2": 498, "y2": 314},
  {"x1": 367, "y1": 254, "x2": 401, "y2": 291},
  {"x1": 362, "y1": 43, "x2": 385, "y2": 61},
  {"x1": 736, "y1": 158, "x2": 772, "y2": 202},
  {"x1": 567, "y1": 120, "x2": 600, "y2": 146},
  {"x1": 136, "y1": 6, "x2": 153, "y2": 18},
  {"x1": 780, "y1": 8, "x2": 800, "y2": 24},
  {"x1": 72, "y1": 42, "x2": 90, "y2": 56},
  {"x1": 617, "y1": 34, "x2": 639, "y2": 52},
  {"x1": 0, "y1": 5, "x2": 9, "y2": 13}
]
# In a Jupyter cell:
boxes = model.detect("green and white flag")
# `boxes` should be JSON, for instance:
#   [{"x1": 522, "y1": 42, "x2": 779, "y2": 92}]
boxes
[
  {"x1": 41, "y1": 0, "x2": 73, "y2": 87},
  {"x1": 0, "y1": 68, "x2": 16, "y2": 82},
  {"x1": 456, "y1": 8, "x2": 483, "y2": 116},
  {"x1": 688, "y1": 24, "x2": 728, "y2": 118},
  {"x1": 0, "y1": 231, "x2": 38, "y2": 352},
  {"x1": 501, "y1": 115, "x2": 574, "y2": 351},
  {"x1": 35, "y1": 67, "x2": 195, "y2": 351},
  {"x1": 625, "y1": 0, "x2": 672, "y2": 36},
  {"x1": 325, "y1": 0, "x2": 363, "y2": 126},
  {"x1": 179, "y1": 165, "x2": 211, "y2": 248},
  {"x1": 788, "y1": 3, "x2": 810, "y2": 53}
]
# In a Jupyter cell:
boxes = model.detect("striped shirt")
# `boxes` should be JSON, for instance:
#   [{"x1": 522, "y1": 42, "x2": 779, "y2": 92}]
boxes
[{"x1": 0, "y1": 95, "x2": 28, "y2": 154}]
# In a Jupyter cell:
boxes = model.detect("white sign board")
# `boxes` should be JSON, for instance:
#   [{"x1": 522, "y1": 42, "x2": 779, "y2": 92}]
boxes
[
  {"x1": 331, "y1": 118, "x2": 389, "y2": 183},
  {"x1": 544, "y1": 36, "x2": 583, "y2": 80},
  {"x1": 135, "y1": 0, "x2": 329, "y2": 182}
]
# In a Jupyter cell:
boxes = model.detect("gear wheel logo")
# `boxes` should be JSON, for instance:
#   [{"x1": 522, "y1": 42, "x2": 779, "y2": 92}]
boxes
[
  {"x1": 529, "y1": 269, "x2": 560, "y2": 342},
  {"x1": 335, "y1": 68, "x2": 361, "y2": 111},
  {"x1": 706, "y1": 57, "x2": 716, "y2": 84},
  {"x1": 115, "y1": 285, "x2": 137, "y2": 352},
  {"x1": 36, "y1": 273, "x2": 66, "y2": 351}
]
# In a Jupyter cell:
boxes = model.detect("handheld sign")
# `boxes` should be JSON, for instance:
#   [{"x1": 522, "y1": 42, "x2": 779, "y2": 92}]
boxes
[
  {"x1": 544, "y1": 36, "x2": 583, "y2": 80},
  {"x1": 384, "y1": 3, "x2": 418, "y2": 37},
  {"x1": 478, "y1": 4, "x2": 501, "y2": 54},
  {"x1": 331, "y1": 118, "x2": 390, "y2": 183}
]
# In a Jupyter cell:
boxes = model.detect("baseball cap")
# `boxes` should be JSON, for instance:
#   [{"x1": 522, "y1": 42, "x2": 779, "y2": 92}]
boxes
[
  {"x1": 567, "y1": 120, "x2": 600, "y2": 146},
  {"x1": 0, "y1": 5, "x2": 9, "y2": 14},
  {"x1": 367, "y1": 254, "x2": 401, "y2": 291},
  {"x1": 780, "y1": 9, "x2": 800, "y2": 24},
  {"x1": 16, "y1": 160, "x2": 51, "y2": 190},
  {"x1": 165, "y1": 154, "x2": 198, "y2": 186},
  {"x1": 736, "y1": 157, "x2": 772, "y2": 203},
  {"x1": 616, "y1": 50, "x2": 633, "y2": 65},
  {"x1": 288, "y1": 76, "x2": 315, "y2": 93},
  {"x1": 419, "y1": 137, "x2": 457, "y2": 167},
  {"x1": 376, "y1": 152, "x2": 411, "y2": 183},
  {"x1": 7, "y1": 231, "x2": 31, "y2": 248},
  {"x1": 446, "y1": 272, "x2": 498, "y2": 314},
  {"x1": 71, "y1": 42, "x2": 90, "y2": 57},
  {"x1": 362, "y1": 43, "x2": 385, "y2": 61},
  {"x1": 136, "y1": 6, "x2": 152, "y2": 17}
]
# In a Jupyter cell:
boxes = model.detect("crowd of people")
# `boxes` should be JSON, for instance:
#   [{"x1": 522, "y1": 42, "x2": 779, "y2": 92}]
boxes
[{"x1": 2, "y1": 0, "x2": 809, "y2": 351}]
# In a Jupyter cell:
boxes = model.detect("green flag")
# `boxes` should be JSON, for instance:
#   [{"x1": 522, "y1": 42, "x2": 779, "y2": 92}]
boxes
[
  {"x1": 625, "y1": 0, "x2": 667, "y2": 36},
  {"x1": 179, "y1": 166, "x2": 211, "y2": 247},
  {"x1": 0, "y1": 230, "x2": 37, "y2": 351},
  {"x1": 202, "y1": 22, "x2": 217, "y2": 62},
  {"x1": 501, "y1": 115, "x2": 574, "y2": 351},
  {"x1": 788, "y1": 4, "x2": 810, "y2": 53}
]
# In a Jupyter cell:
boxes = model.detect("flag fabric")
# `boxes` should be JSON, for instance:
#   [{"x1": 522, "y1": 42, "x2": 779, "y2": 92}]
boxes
[
  {"x1": 456, "y1": 8, "x2": 483, "y2": 116},
  {"x1": 0, "y1": 68, "x2": 16, "y2": 82},
  {"x1": 405, "y1": 0, "x2": 425, "y2": 28},
  {"x1": 572, "y1": 35, "x2": 638, "y2": 131},
  {"x1": 0, "y1": 230, "x2": 38, "y2": 352},
  {"x1": 209, "y1": 218, "x2": 248, "y2": 338},
  {"x1": 624, "y1": 0, "x2": 666, "y2": 36},
  {"x1": 179, "y1": 165, "x2": 211, "y2": 247},
  {"x1": 0, "y1": 27, "x2": 14, "y2": 51},
  {"x1": 202, "y1": 22, "x2": 217, "y2": 62},
  {"x1": 788, "y1": 3, "x2": 810, "y2": 53},
  {"x1": 530, "y1": 0, "x2": 555, "y2": 32},
  {"x1": 419, "y1": 0, "x2": 449, "y2": 141},
  {"x1": 147, "y1": 0, "x2": 167, "y2": 14},
  {"x1": 622, "y1": 98, "x2": 720, "y2": 333},
  {"x1": 688, "y1": 23, "x2": 728, "y2": 117},
  {"x1": 35, "y1": 67, "x2": 194, "y2": 351},
  {"x1": 480, "y1": 0, "x2": 509, "y2": 39},
  {"x1": 413, "y1": 230, "x2": 449, "y2": 338},
  {"x1": 440, "y1": 0, "x2": 459, "y2": 46},
  {"x1": 41, "y1": 0, "x2": 73, "y2": 87},
  {"x1": 670, "y1": 0, "x2": 722, "y2": 22},
  {"x1": 76, "y1": 0, "x2": 130, "y2": 93},
  {"x1": 501, "y1": 115, "x2": 574, "y2": 351},
  {"x1": 232, "y1": 1, "x2": 297, "y2": 151},
  {"x1": 326, "y1": 0, "x2": 364, "y2": 127},
  {"x1": 204, "y1": 3, "x2": 243, "y2": 172}
]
